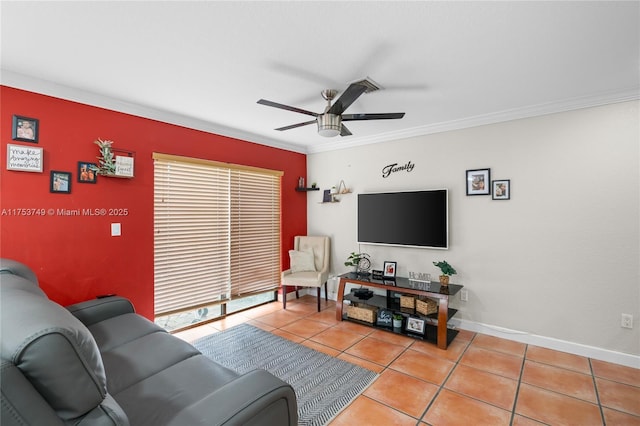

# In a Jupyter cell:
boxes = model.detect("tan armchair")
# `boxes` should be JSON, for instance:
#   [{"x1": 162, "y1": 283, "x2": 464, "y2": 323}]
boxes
[{"x1": 281, "y1": 236, "x2": 330, "y2": 311}]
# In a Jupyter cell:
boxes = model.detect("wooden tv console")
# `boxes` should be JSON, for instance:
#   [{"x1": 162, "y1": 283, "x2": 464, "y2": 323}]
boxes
[{"x1": 336, "y1": 273, "x2": 463, "y2": 349}]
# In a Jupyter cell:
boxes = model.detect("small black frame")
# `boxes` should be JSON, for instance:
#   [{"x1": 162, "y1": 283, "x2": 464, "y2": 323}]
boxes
[
  {"x1": 466, "y1": 168, "x2": 491, "y2": 195},
  {"x1": 383, "y1": 261, "x2": 397, "y2": 279},
  {"x1": 492, "y1": 179, "x2": 510, "y2": 200},
  {"x1": 12, "y1": 115, "x2": 39, "y2": 143},
  {"x1": 77, "y1": 161, "x2": 98, "y2": 183},
  {"x1": 406, "y1": 317, "x2": 426, "y2": 335},
  {"x1": 50, "y1": 171, "x2": 71, "y2": 193}
]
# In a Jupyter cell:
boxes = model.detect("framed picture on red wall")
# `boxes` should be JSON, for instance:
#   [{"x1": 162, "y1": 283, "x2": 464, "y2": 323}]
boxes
[
  {"x1": 78, "y1": 162, "x2": 98, "y2": 183},
  {"x1": 50, "y1": 171, "x2": 71, "y2": 194},
  {"x1": 12, "y1": 115, "x2": 39, "y2": 143}
]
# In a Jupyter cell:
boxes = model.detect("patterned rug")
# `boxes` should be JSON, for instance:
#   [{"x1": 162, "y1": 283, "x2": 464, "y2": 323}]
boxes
[{"x1": 192, "y1": 323, "x2": 378, "y2": 426}]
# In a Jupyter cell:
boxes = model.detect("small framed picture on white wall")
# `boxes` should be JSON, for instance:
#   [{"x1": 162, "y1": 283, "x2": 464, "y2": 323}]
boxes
[
  {"x1": 492, "y1": 179, "x2": 510, "y2": 200},
  {"x1": 466, "y1": 168, "x2": 491, "y2": 195}
]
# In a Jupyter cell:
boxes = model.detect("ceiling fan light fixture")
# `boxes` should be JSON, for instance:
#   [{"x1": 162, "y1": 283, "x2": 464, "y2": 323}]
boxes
[{"x1": 317, "y1": 114, "x2": 341, "y2": 137}]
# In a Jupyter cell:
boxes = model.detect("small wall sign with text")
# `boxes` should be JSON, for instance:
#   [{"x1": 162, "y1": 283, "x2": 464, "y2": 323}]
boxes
[
  {"x1": 115, "y1": 155, "x2": 134, "y2": 177},
  {"x1": 382, "y1": 161, "x2": 415, "y2": 178},
  {"x1": 7, "y1": 144, "x2": 43, "y2": 173}
]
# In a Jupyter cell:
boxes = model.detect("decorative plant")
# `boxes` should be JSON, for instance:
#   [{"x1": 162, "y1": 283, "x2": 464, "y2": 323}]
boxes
[
  {"x1": 89, "y1": 138, "x2": 117, "y2": 176},
  {"x1": 344, "y1": 252, "x2": 370, "y2": 274},
  {"x1": 344, "y1": 252, "x2": 363, "y2": 268},
  {"x1": 433, "y1": 261, "x2": 457, "y2": 277},
  {"x1": 392, "y1": 313, "x2": 403, "y2": 327}
]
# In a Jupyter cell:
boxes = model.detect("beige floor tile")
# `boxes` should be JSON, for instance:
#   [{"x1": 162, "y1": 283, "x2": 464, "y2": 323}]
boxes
[
  {"x1": 390, "y1": 348, "x2": 455, "y2": 385},
  {"x1": 472, "y1": 334, "x2": 526, "y2": 357},
  {"x1": 345, "y1": 336, "x2": 407, "y2": 366},
  {"x1": 445, "y1": 364, "x2": 518, "y2": 410},
  {"x1": 364, "y1": 369, "x2": 438, "y2": 418},
  {"x1": 423, "y1": 389, "x2": 512, "y2": 425},
  {"x1": 592, "y1": 358, "x2": 640, "y2": 387},
  {"x1": 515, "y1": 383, "x2": 603, "y2": 425},
  {"x1": 310, "y1": 327, "x2": 364, "y2": 351},
  {"x1": 328, "y1": 395, "x2": 417, "y2": 426},
  {"x1": 521, "y1": 360, "x2": 597, "y2": 403},
  {"x1": 596, "y1": 377, "x2": 640, "y2": 416},
  {"x1": 279, "y1": 318, "x2": 332, "y2": 338},
  {"x1": 526, "y1": 345, "x2": 591, "y2": 374},
  {"x1": 460, "y1": 345, "x2": 523, "y2": 380}
]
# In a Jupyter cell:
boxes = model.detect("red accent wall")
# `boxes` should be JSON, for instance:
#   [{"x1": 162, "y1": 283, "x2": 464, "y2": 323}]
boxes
[{"x1": 1, "y1": 86, "x2": 308, "y2": 319}]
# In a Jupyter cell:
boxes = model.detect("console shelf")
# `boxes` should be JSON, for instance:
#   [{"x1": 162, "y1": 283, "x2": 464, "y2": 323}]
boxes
[{"x1": 336, "y1": 273, "x2": 463, "y2": 349}]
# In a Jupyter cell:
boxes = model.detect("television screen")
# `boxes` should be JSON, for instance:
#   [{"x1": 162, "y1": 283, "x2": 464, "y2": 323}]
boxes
[{"x1": 357, "y1": 189, "x2": 448, "y2": 249}]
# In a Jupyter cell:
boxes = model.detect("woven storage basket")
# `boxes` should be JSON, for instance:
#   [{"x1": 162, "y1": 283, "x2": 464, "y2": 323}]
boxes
[
  {"x1": 416, "y1": 297, "x2": 438, "y2": 315},
  {"x1": 347, "y1": 304, "x2": 378, "y2": 323},
  {"x1": 400, "y1": 295, "x2": 416, "y2": 309}
]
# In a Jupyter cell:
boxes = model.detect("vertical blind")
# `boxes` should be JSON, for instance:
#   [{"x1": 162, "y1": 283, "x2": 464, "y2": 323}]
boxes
[{"x1": 153, "y1": 153, "x2": 282, "y2": 317}]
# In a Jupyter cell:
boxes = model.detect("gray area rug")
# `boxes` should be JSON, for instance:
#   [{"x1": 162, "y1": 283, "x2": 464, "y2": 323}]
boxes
[{"x1": 192, "y1": 323, "x2": 378, "y2": 426}]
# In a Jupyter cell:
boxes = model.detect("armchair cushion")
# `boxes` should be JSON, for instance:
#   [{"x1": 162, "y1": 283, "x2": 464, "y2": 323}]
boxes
[{"x1": 288, "y1": 249, "x2": 316, "y2": 273}]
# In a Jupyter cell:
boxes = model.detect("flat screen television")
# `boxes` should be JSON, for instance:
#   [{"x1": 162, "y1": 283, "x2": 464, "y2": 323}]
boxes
[{"x1": 357, "y1": 189, "x2": 448, "y2": 249}]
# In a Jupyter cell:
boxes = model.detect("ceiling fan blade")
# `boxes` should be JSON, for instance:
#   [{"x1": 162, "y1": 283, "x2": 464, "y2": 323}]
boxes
[
  {"x1": 342, "y1": 112, "x2": 405, "y2": 121},
  {"x1": 274, "y1": 120, "x2": 317, "y2": 131},
  {"x1": 327, "y1": 82, "x2": 368, "y2": 115},
  {"x1": 340, "y1": 124, "x2": 352, "y2": 137},
  {"x1": 257, "y1": 99, "x2": 318, "y2": 117}
]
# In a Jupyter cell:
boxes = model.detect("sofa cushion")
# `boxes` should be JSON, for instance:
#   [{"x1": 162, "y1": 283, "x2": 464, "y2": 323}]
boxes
[
  {"x1": 88, "y1": 313, "x2": 165, "y2": 352},
  {"x1": 113, "y1": 355, "x2": 238, "y2": 426},
  {"x1": 1, "y1": 278, "x2": 107, "y2": 421},
  {"x1": 100, "y1": 331, "x2": 201, "y2": 394}
]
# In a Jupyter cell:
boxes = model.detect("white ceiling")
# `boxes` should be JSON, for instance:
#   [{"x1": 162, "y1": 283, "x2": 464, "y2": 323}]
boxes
[{"x1": 1, "y1": 1, "x2": 638, "y2": 154}]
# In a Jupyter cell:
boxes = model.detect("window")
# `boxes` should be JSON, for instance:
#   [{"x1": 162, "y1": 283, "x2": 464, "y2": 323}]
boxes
[{"x1": 153, "y1": 153, "x2": 282, "y2": 319}]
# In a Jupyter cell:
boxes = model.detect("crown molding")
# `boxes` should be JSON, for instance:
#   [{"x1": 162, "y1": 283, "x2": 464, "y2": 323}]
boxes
[
  {"x1": 0, "y1": 70, "x2": 308, "y2": 154},
  {"x1": 3, "y1": 70, "x2": 637, "y2": 156},
  {"x1": 306, "y1": 87, "x2": 640, "y2": 154}
]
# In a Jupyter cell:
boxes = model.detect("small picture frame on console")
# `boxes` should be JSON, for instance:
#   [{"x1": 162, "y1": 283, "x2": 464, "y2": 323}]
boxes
[
  {"x1": 383, "y1": 261, "x2": 397, "y2": 279},
  {"x1": 406, "y1": 317, "x2": 426, "y2": 335}
]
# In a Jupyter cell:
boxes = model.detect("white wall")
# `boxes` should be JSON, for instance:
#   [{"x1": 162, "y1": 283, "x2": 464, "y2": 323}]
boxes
[{"x1": 306, "y1": 101, "x2": 639, "y2": 363}]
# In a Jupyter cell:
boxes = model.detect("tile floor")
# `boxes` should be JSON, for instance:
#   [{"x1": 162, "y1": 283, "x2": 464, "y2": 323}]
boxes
[{"x1": 174, "y1": 295, "x2": 640, "y2": 426}]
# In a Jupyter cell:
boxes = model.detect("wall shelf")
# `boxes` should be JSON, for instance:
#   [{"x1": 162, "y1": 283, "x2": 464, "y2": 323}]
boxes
[{"x1": 295, "y1": 187, "x2": 320, "y2": 192}]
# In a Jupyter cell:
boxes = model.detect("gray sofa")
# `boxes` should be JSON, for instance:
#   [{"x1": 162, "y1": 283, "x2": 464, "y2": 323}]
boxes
[{"x1": 0, "y1": 259, "x2": 298, "y2": 426}]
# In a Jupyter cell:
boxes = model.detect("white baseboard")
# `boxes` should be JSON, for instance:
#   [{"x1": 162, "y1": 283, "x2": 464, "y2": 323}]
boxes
[
  {"x1": 297, "y1": 288, "x2": 640, "y2": 369},
  {"x1": 452, "y1": 319, "x2": 640, "y2": 369}
]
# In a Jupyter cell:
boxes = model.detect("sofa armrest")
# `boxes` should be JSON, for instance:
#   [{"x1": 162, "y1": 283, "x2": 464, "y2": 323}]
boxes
[
  {"x1": 67, "y1": 296, "x2": 135, "y2": 327},
  {"x1": 1, "y1": 361, "x2": 65, "y2": 426},
  {"x1": 167, "y1": 369, "x2": 298, "y2": 426}
]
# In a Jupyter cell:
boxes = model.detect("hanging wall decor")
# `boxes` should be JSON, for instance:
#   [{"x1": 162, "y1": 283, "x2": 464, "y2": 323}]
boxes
[
  {"x1": 492, "y1": 179, "x2": 511, "y2": 200},
  {"x1": 50, "y1": 171, "x2": 72, "y2": 194},
  {"x1": 77, "y1": 161, "x2": 98, "y2": 183},
  {"x1": 12, "y1": 115, "x2": 39, "y2": 143},
  {"x1": 7, "y1": 144, "x2": 43, "y2": 173},
  {"x1": 466, "y1": 168, "x2": 491, "y2": 195},
  {"x1": 89, "y1": 139, "x2": 134, "y2": 178}
]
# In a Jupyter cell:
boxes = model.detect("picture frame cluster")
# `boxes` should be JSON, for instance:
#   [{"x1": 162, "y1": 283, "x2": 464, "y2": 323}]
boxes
[
  {"x1": 9, "y1": 114, "x2": 134, "y2": 194},
  {"x1": 465, "y1": 168, "x2": 510, "y2": 200}
]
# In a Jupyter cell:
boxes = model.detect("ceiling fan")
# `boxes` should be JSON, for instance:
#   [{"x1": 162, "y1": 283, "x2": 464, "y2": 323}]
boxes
[{"x1": 257, "y1": 78, "x2": 405, "y2": 137}]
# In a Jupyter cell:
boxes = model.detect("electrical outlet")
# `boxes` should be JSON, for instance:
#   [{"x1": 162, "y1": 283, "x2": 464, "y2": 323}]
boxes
[
  {"x1": 621, "y1": 313, "x2": 633, "y2": 329},
  {"x1": 460, "y1": 289, "x2": 468, "y2": 302}
]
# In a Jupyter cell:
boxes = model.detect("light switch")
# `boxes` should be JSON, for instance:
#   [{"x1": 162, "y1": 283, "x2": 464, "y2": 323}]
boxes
[{"x1": 111, "y1": 223, "x2": 121, "y2": 236}]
